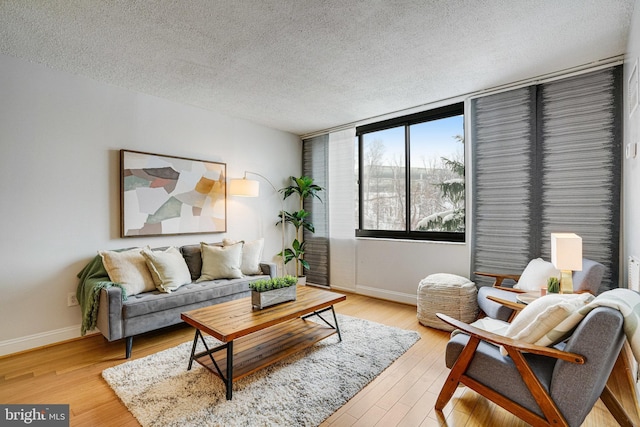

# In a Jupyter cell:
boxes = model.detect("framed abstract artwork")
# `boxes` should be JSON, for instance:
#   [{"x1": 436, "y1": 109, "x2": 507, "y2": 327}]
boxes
[{"x1": 121, "y1": 150, "x2": 226, "y2": 237}]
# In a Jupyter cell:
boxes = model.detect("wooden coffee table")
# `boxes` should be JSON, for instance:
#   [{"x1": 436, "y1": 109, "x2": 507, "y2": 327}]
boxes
[{"x1": 180, "y1": 285, "x2": 346, "y2": 400}]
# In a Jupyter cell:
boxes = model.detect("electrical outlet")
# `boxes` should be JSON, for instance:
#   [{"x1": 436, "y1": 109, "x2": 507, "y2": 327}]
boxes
[{"x1": 67, "y1": 292, "x2": 79, "y2": 307}]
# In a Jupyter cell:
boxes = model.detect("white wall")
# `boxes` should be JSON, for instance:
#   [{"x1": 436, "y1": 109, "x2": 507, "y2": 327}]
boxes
[
  {"x1": 346, "y1": 239, "x2": 469, "y2": 305},
  {"x1": 624, "y1": 1, "x2": 640, "y2": 288},
  {"x1": 0, "y1": 54, "x2": 301, "y2": 355}
]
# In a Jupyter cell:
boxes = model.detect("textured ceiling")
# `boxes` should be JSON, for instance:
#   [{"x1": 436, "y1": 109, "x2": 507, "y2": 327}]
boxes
[{"x1": 0, "y1": 0, "x2": 636, "y2": 135}]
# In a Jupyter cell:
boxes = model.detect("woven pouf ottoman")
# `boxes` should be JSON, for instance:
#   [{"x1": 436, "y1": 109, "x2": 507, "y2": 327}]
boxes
[{"x1": 417, "y1": 273, "x2": 478, "y2": 331}]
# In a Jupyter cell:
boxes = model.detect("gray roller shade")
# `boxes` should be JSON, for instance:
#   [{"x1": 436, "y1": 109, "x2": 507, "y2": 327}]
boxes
[
  {"x1": 302, "y1": 134, "x2": 329, "y2": 286},
  {"x1": 472, "y1": 67, "x2": 621, "y2": 291},
  {"x1": 539, "y1": 69, "x2": 621, "y2": 291}
]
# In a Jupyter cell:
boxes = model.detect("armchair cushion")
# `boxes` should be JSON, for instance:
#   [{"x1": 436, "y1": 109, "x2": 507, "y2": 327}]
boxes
[
  {"x1": 572, "y1": 258, "x2": 605, "y2": 294},
  {"x1": 445, "y1": 332, "x2": 557, "y2": 418},
  {"x1": 477, "y1": 286, "x2": 520, "y2": 321},
  {"x1": 501, "y1": 293, "x2": 594, "y2": 355},
  {"x1": 513, "y1": 258, "x2": 560, "y2": 291}
]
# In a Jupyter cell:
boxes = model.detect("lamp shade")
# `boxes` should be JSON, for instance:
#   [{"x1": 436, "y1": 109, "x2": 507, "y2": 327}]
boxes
[
  {"x1": 229, "y1": 178, "x2": 259, "y2": 197},
  {"x1": 551, "y1": 233, "x2": 582, "y2": 271}
]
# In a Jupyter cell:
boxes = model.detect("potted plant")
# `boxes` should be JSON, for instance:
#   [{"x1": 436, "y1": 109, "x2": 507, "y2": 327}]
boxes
[
  {"x1": 547, "y1": 276, "x2": 560, "y2": 294},
  {"x1": 249, "y1": 275, "x2": 298, "y2": 309},
  {"x1": 277, "y1": 176, "x2": 323, "y2": 284}
]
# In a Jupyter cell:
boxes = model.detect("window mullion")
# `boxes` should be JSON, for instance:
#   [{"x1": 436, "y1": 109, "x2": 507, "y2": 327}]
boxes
[
  {"x1": 357, "y1": 134, "x2": 364, "y2": 232},
  {"x1": 405, "y1": 124, "x2": 411, "y2": 234}
]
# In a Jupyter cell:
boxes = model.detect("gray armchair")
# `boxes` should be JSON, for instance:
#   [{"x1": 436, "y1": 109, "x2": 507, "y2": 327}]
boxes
[
  {"x1": 435, "y1": 307, "x2": 635, "y2": 426},
  {"x1": 476, "y1": 258, "x2": 605, "y2": 321}
]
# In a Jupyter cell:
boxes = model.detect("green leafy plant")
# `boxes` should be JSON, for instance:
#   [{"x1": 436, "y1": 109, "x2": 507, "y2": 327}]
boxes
[
  {"x1": 249, "y1": 275, "x2": 297, "y2": 292},
  {"x1": 547, "y1": 276, "x2": 560, "y2": 293},
  {"x1": 277, "y1": 176, "x2": 323, "y2": 278},
  {"x1": 417, "y1": 135, "x2": 465, "y2": 232}
]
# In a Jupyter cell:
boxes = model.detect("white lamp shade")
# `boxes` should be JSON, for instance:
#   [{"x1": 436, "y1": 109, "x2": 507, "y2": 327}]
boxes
[
  {"x1": 551, "y1": 233, "x2": 583, "y2": 271},
  {"x1": 229, "y1": 178, "x2": 259, "y2": 197}
]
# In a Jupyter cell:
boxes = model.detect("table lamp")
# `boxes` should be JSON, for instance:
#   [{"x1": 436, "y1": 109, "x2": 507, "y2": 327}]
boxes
[{"x1": 551, "y1": 233, "x2": 582, "y2": 294}]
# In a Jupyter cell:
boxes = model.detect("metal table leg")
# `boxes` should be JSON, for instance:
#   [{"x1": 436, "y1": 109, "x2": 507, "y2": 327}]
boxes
[
  {"x1": 301, "y1": 305, "x2": 342, "y2": 342},
  {"x1": 226, "y1": 340, "x2": 234, "y2": 400}
]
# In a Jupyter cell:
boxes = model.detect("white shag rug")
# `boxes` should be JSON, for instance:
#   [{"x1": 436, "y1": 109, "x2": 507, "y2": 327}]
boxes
[{"x1": 102, "y1": 314, "x2": 420, "y2": 427}]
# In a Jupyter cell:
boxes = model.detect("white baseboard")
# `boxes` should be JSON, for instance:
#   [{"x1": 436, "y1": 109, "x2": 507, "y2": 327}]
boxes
[
  {"x1": 330, "y1": 284, "x2": 417, "y2": 306},
  {"x1": 1, "y1": 288, "x2": 415, "y2": 357},
  {"x1": 0, "y1": 325, "x2": 84, "y2": 357}
]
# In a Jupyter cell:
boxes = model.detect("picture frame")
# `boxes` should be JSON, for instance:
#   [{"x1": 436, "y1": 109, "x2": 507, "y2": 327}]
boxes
[
  {"x1": 629, "y1": 59, "x2": 639, "y2": 118},
  {"x1": 121, "y1": 150, "x2": 226, "y2": 237}
]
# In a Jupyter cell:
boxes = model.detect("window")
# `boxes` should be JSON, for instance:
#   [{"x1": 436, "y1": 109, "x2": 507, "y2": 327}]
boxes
[{"x1": 356, "y1": 103, "x2": 465, "y2": 241}]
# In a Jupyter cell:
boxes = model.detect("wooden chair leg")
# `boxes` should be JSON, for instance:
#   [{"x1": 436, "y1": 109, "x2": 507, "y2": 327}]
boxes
[
  {"x1": 435, "y1": 336, "x2": 480, "y2": 410},
  {"x1": 601, "y1": 344, "x2": 640, "y2": 427},
  {"x1": 600, "y1": 385, "x2": 635, "y2": 427},
  {"x1": 506, "y1": 347, "x2": 567, "y2": 426}
]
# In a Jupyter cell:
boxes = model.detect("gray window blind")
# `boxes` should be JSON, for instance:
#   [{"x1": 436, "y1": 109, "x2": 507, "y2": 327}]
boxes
[
  {"x1": 472, "y1": 67, "x2": 621, "y2": 291},
  {"x1": 539, "y1": 69, "x2": 621, "y2": 291},
  {"x1": 472, "y1": 87, "x2": 536, "y2": 284},
  {"x1": 302, "y1": 134, "x2": 329, "y2": 286}
]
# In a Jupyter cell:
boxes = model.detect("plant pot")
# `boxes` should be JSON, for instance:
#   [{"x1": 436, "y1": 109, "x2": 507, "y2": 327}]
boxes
[
  {"x1": 297, "y1": 276, "x2": 306, "y2": 286},
  {"x1": 251, "y1": 286, "x2": 297, "y2": 309}
]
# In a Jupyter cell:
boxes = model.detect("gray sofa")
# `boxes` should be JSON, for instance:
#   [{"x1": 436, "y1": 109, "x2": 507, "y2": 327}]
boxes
[{"x1": 94, "y1": 243, "x2": 276, "y2": 358}]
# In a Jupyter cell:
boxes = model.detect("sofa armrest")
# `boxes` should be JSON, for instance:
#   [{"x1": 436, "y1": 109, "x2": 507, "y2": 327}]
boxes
[
  {"x1": 96, "y1": 286, "x2": 124, "y2": 341},
  {"x1": 260, "y1": 262, "x2": 278, "y2": 278}
]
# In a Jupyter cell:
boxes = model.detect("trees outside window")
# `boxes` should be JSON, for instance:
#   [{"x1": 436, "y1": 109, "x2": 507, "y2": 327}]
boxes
[{"x1": 356, "y1": 103, "x2": 464, "y2": 242}]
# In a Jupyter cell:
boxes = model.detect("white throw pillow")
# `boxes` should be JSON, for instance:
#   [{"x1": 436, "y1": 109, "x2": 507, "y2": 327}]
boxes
[
  {"x1": 514, "y1": 258, "x2": 561, "y2": 291},
  {"x1": 99, "y1": 247, "x2": 155, "y2": 296},
  {"x1": 141, "y1": 247, "x2": 192, "y2": 293},
  {"x1": 500, "y1": 293, "x2": 593, "y2": 356},
  {"x1": 197, "y1": 242, "x2": 243, "y2": 281},
  {"x1": 223, "y1": 238, "x2": 264, "y2": 275}
]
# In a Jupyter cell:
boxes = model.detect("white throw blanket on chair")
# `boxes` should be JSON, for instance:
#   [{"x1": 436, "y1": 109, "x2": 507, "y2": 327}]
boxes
[
  {"x1": 465, "y1": 288, "x2": 640, "y2": 362},
  {"x1": 580, "y1": 288, "x2": 640, "y2": 362}
]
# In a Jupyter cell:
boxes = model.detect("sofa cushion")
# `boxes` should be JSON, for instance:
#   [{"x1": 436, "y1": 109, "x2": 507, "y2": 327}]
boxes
[
  {"x1": 121, "y1": 276, "x2": 268, "y2": 318},
  {"x1": 99, "y1": 247, "x2": 155, "y2": 296},
  {"x1": 223, "y1": 238, "x2": 265, "y2": 275},
  {"x1": 197, "y1": 242, "x2": 243, "y2": 281},
  {"x1": 180, "y1": 242, "x2": 222, "y2": 281},
  {"x1": 141, "y1": 247, "x2": 192, "y2": 293}
]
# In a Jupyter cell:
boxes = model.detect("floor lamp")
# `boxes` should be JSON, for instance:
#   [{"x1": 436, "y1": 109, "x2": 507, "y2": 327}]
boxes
[{"x1": 229, "y1": 171, "x2": 286, "y2": 277}]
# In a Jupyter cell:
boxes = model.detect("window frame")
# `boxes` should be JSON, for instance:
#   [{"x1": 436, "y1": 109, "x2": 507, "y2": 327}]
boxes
[{"x1": 356, "y1": 102, "x2": 465, "y2": 242}]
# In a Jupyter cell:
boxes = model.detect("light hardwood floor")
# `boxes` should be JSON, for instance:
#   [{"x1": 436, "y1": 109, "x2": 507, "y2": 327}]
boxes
[{"x1": 1, "y1": 291, "x2": 637, "y2": 426}]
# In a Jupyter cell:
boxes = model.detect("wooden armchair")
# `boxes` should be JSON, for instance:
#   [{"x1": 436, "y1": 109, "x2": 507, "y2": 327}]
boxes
[
  {"x1": 476, "y1": 258, "x2": 605, "y2": 321},
  {"x1": 474, "y1": 270, "x2": 524, "y2": 290},
  {"x1": 435, "y1": 308, "x2": 635, "y2": 427}
]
